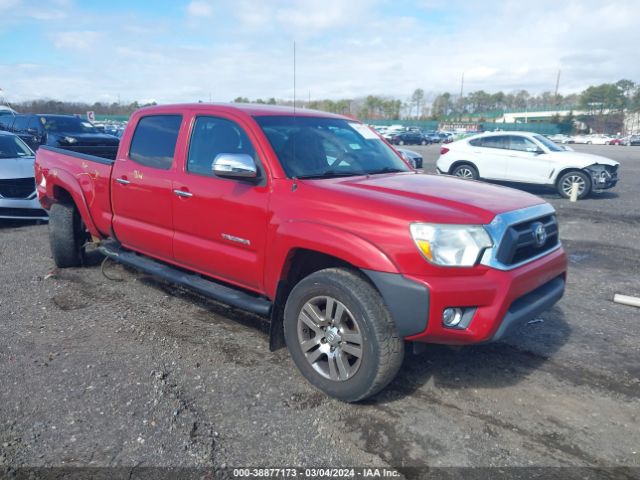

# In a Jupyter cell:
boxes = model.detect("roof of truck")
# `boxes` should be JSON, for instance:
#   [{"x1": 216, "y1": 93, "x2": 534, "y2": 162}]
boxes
[{"x1": 135, "y1": 102, "x2": 352, "y2": 120}]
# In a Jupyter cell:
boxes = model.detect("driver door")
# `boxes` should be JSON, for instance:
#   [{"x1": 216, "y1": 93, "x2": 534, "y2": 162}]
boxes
[
  {"x1": 505, "y1": 135, "x2": 555, "y2": 184},
  {"x1": 171, "y1": 113, "x2": 270, "y2": 291}
]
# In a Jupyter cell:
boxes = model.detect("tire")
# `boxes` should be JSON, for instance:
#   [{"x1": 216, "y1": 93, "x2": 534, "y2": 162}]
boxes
[
  {"x1": 556, "y1": 170, "x2": 592, "y2": 199},
  {"x1": 399, "y1": 140, "x2": 405, "y2": 145},
  {"x1": 48, "y1": 203, "x2": 87, "y2": 268},
  {"x1": 283, "y1": 268, "x2": 404, "y2": 402},
  {"x1": 451, "y1": 163, "x2": 479, "y2": 180},
  {"x1": 421, "y1": 140, "x2": 427, "y2": 145}
]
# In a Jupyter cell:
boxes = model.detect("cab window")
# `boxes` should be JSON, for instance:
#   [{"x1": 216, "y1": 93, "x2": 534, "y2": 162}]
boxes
[
  {"x1": 187, "y1": 116, "x2": 257, "y2": 177},
  {"x1": 129, "y1": 115, "x2": 182, "y2": 169}
]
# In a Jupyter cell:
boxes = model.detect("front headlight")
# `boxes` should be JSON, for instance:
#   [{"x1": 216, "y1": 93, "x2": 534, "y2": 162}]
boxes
[{"x1": 410, "y1": 223, "x2": 493, "y2": 267}]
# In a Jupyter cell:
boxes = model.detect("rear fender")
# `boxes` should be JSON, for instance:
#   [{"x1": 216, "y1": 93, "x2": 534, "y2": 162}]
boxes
[{"x1": 45, "y1": 169, "x2": 101, "y2": 238}]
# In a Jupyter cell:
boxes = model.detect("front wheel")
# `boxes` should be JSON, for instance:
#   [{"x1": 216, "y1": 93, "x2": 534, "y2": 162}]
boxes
[
  {"x1": 284, "y1": 268, "x2": 404, "y2": 402},
  {"x1": 557, "y1": 170, "x2": 591, "y2": 199}
]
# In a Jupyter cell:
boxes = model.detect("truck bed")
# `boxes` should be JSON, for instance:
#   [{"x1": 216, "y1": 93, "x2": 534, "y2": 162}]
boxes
[{"x1": 36, "y1": 146, "x2": 114, "y2": 238}]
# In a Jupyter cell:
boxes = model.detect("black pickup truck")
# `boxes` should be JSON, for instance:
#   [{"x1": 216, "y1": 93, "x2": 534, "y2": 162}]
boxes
[{"x1": 3, "y1": 114, "x2": 119, "y2": 159}]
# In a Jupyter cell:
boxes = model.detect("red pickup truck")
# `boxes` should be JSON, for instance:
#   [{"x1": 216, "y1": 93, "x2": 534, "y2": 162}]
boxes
[{"x1": 35, "y1": 103, "x2": 567, "y2": 401}]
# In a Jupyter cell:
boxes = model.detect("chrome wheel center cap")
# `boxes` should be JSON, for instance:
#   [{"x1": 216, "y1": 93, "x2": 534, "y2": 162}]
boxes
[{"x1": 325, "y1": 326, "x2": 341, "y2": 347}]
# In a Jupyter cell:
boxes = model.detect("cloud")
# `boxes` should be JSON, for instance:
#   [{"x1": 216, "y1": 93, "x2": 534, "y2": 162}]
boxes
[
  {"x1": 187, "y1": 0, "x2": 213, "y2": 17},
  {"x1": 2, "y1": 0, "x2": 640, "y2": 104},
  {"x1": 51, "y1": 31, "x2": 102, "y2": 52}
]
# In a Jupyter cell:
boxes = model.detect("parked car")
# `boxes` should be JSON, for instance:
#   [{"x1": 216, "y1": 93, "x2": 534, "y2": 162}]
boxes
[
  {"x1": 389, "y1": 131, "x2": 429, "y2": 145},
  {"x1": 423, "y1": 131, "x2": 441, "y2": 143},
  {"x1": 547, "y1": 134, "x2": 572, "y2": 144},
  {"x1": 36, "y1": 104, "x2": 567, "y2": 402},
  {"x1": 0, "y1": 132, "x2": 48, "y2": 220},
  {"x1": 436, "y1": 131, "x2": 619, "y2": 199},
  {"x1": 395, "y1": 147, "x2": 423, "y2": 169},
  {"x1": 7, "y1": 114, "x2": 119, "y2": 159},
  {"x1": 586, "y1": 134, "x2": 614, "y2": 145},
  {"x1": 629, "y1": 135, "x2": 640, "y2": 146}
]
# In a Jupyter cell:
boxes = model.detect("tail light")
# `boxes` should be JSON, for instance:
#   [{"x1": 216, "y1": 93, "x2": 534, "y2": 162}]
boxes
[{"x1": 440, "y1": 147, "x2": 450, "y2": 155}]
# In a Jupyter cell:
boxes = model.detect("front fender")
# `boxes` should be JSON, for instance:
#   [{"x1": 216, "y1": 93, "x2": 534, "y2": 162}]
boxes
[{"x1": 264, "y1": 220, "x2": 399, "y2": 297}]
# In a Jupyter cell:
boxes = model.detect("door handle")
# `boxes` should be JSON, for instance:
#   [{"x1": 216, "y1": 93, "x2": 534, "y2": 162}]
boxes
[
  {"x1": 173, "y1": 189, "x2": 193, "y2": 198},
  {"x1": 116, "y1": 178, "x2": 130, "y2": 185}
]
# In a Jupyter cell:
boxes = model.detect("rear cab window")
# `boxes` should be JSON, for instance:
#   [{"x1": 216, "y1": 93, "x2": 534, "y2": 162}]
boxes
[{"x1": 129, "y1": 115, "x2": 183, "y2": 169}]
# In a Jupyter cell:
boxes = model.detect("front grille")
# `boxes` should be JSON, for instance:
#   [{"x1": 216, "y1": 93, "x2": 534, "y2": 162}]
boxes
[
  {"x1": 0, "y1": 178, "x2": 36, "y2": 199},
  {"x1": 496, "y1": 214, "x2": 559, "y2": 266}
]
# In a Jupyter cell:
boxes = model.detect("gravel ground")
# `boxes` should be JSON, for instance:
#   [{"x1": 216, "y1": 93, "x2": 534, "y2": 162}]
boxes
[{"x1": 0, "y1": 145, "x2": 639, "y2": 478}]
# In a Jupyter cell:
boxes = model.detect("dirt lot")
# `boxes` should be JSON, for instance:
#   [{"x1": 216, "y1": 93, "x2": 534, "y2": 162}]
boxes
[{"x1": 1, "y1": 145, "x2": 639, "y2": 478}]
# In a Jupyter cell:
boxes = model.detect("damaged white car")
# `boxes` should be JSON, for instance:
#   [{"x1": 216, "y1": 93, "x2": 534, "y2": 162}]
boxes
[{"x1": 436, "y1": 131, "x2": 620, "y2": 199}]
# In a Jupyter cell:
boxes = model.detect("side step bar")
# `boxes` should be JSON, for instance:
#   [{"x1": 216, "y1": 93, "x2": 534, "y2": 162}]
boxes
[{"x1": 98, "y1": 241, "x2": 272, "y2": 316}]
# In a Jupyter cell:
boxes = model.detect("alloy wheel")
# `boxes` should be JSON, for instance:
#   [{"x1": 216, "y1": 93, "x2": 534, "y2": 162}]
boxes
[{"x1": 297, "y1": 296, "x2": 363, "y2": 381}]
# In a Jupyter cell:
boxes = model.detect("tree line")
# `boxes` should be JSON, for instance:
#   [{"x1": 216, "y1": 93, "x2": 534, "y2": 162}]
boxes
[{"x1": 6, "y1": 79, "x2": 640, "y2": 128}]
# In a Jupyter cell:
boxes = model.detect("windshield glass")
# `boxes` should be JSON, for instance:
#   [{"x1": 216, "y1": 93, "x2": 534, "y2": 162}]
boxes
[
  {"x1": 0, "y1": 135, "x2": 34, "y2": 158},
  {"x1": 534, "y1": 134, "x2": 564, "y2": 152},
  {"x1": 41, "y1": 116, "x2": 98, "y2": 134},
  {"x1": 254, "y1": 116, "x2": 410, "y2": 178}
]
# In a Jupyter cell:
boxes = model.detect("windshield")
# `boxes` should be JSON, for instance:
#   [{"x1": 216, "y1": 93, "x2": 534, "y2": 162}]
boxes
[
  {"x1": 0, "y1": 135, "x2": 34, "y2": 158},
  {"x1": 254, "y1": 116, "x2": 410, "y2": 178},
  {"x1": 534, "y1": 134, "x2": 564, "y2": 152},
  {"x1": 41, "y1": 116, "x2": 98, "y2": 134}
]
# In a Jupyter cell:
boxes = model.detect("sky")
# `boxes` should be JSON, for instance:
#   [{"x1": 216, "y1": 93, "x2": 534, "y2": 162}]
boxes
[{"x1": 1, "y1": 0, "x2": 639, "y2": 105}]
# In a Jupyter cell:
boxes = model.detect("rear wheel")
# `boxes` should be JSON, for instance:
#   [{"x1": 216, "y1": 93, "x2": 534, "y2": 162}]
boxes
[
  {"x1": 451, "y1": 163, "x2": 479, "y2": 180},
  {"x1": 48, "y1": 203, "x2": 88, "y2": 267},
  {"x1": 284, "y1": 268, "x2": 404, "y2": 402},
  {"x1": 557, "y1": 170, "x2": 591, "y2": 199}
]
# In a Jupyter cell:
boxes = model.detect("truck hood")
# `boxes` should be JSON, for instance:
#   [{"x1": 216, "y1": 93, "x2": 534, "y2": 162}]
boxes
[
  {"x1": 0, "y1": 156, "x2": 36, "y2": 180},
  {"x1": 304, "y1": 172, "x2": 547, "y2": 224},
  {"x1": 543, "y1": 151, "x2": 619, "y2": 168}
]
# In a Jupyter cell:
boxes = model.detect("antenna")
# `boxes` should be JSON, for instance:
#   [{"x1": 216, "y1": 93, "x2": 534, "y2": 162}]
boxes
[{"x1": 291, "y1": 40, "x2": 298, "y2": 190}]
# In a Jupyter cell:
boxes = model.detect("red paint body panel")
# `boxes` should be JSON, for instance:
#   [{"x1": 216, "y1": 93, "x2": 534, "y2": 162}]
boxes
[{"x1": 35, "y1": 103, "x2": 568, "y2": 344}]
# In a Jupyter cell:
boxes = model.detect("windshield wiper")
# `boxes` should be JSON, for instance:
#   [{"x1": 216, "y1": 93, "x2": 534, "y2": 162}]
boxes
[
  {"x1": 366, "y1": 167, "x2": 405, "y2": 175},
  {"x1": 296, "y1": 170, "x2": 364, "y2": 179}
]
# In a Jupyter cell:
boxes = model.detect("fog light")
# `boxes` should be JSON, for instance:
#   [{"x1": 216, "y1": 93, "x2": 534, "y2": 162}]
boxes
[{"x1": 442, "y1": 307, "x2": 463, "y2": 327}]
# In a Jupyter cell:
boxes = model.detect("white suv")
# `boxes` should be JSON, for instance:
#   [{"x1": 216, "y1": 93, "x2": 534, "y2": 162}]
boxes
[{"x1": 436, "y1": 131, "x2": 620, "y2": 199}]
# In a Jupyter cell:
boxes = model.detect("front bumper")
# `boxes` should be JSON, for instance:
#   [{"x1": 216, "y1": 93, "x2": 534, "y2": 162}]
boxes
[
  {"x1": 0, "y1": 196, "x2": 49, "y2": 220},
  {"x1": 366, "y1": 246, "x2": 567, "y2": 345}
]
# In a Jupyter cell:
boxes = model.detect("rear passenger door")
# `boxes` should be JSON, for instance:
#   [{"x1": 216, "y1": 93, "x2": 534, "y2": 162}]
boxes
[
  {"x1": 469, "y1": 135, "x2": 510, "y2": 180},
  {"x1": 111, "y1": 114, "x2": 184, "y2": 261},
  {"x1": 171, "y1": 113, "x2": 270, "y2": 291}
]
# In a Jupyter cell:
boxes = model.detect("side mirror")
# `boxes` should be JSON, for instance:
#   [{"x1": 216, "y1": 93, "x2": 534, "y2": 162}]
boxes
[{"x1": 212, "y1": 153, "x2": 258, "y2": 179}]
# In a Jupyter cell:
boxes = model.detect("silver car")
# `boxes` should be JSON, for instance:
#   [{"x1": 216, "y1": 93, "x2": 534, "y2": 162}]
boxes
[{"x1": 0, "y1": 131, "x2": 48, "y2": 220}]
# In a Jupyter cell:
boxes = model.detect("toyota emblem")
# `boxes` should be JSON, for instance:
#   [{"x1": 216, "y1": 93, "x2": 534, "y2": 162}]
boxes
[{"x1": 532, "y1": 223, "x2": 547, "y2": 247}]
